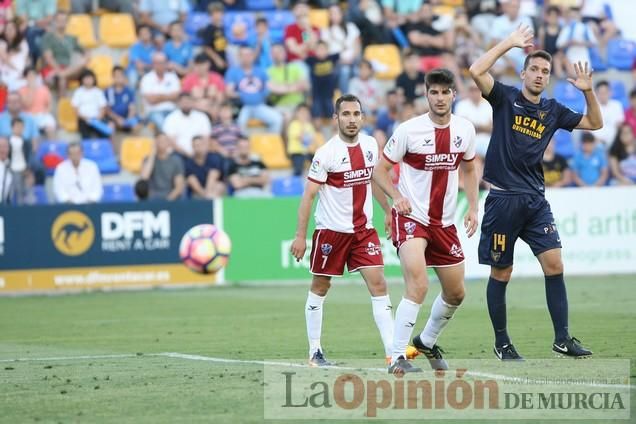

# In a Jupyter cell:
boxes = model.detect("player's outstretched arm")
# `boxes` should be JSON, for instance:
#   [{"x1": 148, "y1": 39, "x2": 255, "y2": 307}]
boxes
[
  {"x1": 569, "y1": 61, "x2": 603, "y2": 130},
  {"x1": 469, "y1": 24, "x2": 534, "y2": 96},
  {"x1": 373, "y1": 155, "x2": 412, "y2": 215},
  {"x1": 290, "y1": 180, "x2": 321, "y2": 262},
  {"x1": 460, "y1": 160, "x2": 479, "y2": 238}
]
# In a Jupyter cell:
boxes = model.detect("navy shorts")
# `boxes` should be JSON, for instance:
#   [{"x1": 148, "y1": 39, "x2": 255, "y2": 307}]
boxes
[
  {"x1": 311, "y1": 95, "x2": 334, "y2": 119},
  {"x1": 478, "y1": 190, "x2": 562, "y2": 267}
]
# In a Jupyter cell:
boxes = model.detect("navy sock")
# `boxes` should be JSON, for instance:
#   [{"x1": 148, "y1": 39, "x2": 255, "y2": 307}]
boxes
[
  {"x1": 487, "y1": 277, "x2": 510, "y2": 347},
  {"x1": 545, "y1": 273, "x2": 569, "y2": 343}
]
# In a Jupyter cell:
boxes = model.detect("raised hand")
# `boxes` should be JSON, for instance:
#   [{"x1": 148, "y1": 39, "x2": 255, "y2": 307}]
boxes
[
  {"x1": 567, "y1": 61, "x2": 594, "y2": 92},
  {"x1": 508, "y1": 24, "x2": 534, "y2": 49}
]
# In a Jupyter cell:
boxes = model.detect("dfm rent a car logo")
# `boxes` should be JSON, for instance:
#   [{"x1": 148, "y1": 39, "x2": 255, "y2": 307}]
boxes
[
  {"x1": 101, "y1": 210, "x2": 170, "y2": 252},
  {"x1": 51, "y1": 211, "x2": 95, "y2": 256}
]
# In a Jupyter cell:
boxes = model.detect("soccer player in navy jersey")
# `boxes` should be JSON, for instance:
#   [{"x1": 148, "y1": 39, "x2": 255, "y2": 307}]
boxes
[{"x1": 469, "y1": 25, "x2": 603, "y2": 360}]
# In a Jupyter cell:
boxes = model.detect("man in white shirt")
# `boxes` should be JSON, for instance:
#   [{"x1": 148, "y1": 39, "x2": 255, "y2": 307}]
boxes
[
  {"x1": 454, "y1": 81, "x2": 493, "y2": 185},
  {"x1": 592, "y1": 80, "x2": 624, "y2": 147},
  {"x1": 162, "y1": 92, "x2": 212, "y2": 157},
  {"x1": 53, "y1": 142, "x2": 103, "y2": 204},
  {"x1": 489, "y1": 0, "x2": 534, "y2": 75},
  {"x1": 140, "y1": 52, "x2": 181, "y2": 129},
  {"x1": 555, "y1": 6, "x2": 597, "y2": 69},
  {"x1": 0, "y1": 138, "x2": 14, "y2": 204}
]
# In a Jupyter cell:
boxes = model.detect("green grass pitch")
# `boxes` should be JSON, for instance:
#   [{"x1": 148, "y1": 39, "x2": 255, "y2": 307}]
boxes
[{"x1": 1, "y1": 275, "x2": 634, "y2": 423}]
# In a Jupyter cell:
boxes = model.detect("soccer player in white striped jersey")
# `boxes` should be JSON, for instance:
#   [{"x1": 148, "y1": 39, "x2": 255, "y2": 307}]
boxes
[
  {"x1": 373, "y1": 69, "x2": 480, "y2": 375},
  {"x1": 291, "y1": 94, "x2": 413, "y2": 367}
]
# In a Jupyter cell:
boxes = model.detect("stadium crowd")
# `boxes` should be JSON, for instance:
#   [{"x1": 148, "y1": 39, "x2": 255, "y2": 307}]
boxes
[{"x1": 0, "y1": 0, "x2": 634, "y2": 205}]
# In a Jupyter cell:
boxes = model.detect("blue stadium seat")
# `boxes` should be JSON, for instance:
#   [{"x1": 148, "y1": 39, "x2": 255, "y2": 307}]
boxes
[
  {"x1": 610, "y1": 80, "x2": 629, "y2": 109},
  {"x1": 272, "y1": 176, "x2": 305, "y2": 197},
  {"x1": 553, "y1": 129, "x2": 575, "y2": 159},
  {"x1": 30, "y1": 185, "x2": 48, "y2": 205},
  {"x1": 553, "y1": 80, "x2": 586, "y2": 113},
  {"x1": 589, "y1": 47, "x2": 607, "y2": 72},
  {"x1": 223, "y1": 12, "x2": 256, "y2": 45},
  {"x1": 246, "y1": 0, "x2": 277, "y2": 10},
  {"x1": 37, "y1": 140, "x2": 68, "y2": 175},
  {"x1": 606, "y1": 38, "x2": 636, "y2": 70},
  {"x1": 81, "y1": 139, "x2": 120, "y2": 174},
  {"x1": 102, "y1": 183, "x2": 136, "y2": 203},
  {"x1": 185, "y1": 12, "x2": 209, "y2": 46},
  {"x1": 265, "y1": 10, "x2": 295, "y2": 43}
]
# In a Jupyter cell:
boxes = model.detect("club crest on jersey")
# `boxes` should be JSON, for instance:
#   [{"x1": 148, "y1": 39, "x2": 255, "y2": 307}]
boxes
[
  {"x1": 404, "y1": 222, "x2": 416, "y2": 235},
  {"x1": 321, "y1": 243, "x2": 333, "y2": 255},
  {"x1": 310, "y1": 159, "x2": 320, "y2": 173},
  {"x1": 366, "y1": 150, "x2": 373, "y2": 163},
  {"x1": 453, "y1": 136, "x2": 463, "y2": 148},
  {"x1": 386, "y1": 138, "x2": 395, "y2": 153},
  {"x1": 538, "y1": 111, "x2": 547, "y2": 120}
]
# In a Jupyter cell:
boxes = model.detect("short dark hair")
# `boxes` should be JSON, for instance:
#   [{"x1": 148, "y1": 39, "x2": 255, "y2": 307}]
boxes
[
  {"x1": 79, "y1": 68, "x2": 97, "y2": 83},
  {"x1": 11, "y1": 117, "x2": 23, "y2": 127},
  {"x1": 256, "y1": 17, "x2": 268, "y2": 25},
  {"x1": 425, "y1": 68, "x2": 456, "y2": 90},
  {"x1": 595, "y1": 80, "x2": 610, "y2": 90},
  {"x1": 194, "y1": 53, "x2": 209, "y2": 64},
  {"x1": 22, "y1": 66, "x2": 37, "y2": 77},
  {"x1": 546, "y1": 5, "x2": 560, "y2": 15},
  {"x1": 135, "y1": 179, "x2": 149, "y2": 200},
  {"x1": 523, "y1": 50, "x2": 552, "y2": 70},
  {"x1": 581, "y1": 132, "x2": 596, "y2": 143},
  {"x1": 630, "y1": 88, "x2": 636, "y2": 98},
  {"x1": 67, "y1": 141, "x2": 82, "y2": 153},
  {"x1": 112, "y1": 65, "x2": 125, "y2": 75},
  {"x1": 335, "y1": 94, "x2": 362, "y2": 113}
]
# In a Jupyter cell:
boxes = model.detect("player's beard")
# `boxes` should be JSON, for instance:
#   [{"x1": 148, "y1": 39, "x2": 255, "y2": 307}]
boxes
[{"x1": 339, "y1": 122, "x2": 360, "y2": 143}]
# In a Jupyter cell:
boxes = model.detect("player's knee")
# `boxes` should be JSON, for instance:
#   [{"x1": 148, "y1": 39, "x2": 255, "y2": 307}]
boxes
[
  {"x1": 543, "y1": 260, "x2": 564, "y2": 276},
  {"x1": 445, "y1": 289, "x2": 465, "y2": 306},
  {"x1": 491, "y1": 266, "x2": 513, "y2": 282},
  {"x1": 310, "y1": 277, "x2": 331, "y2": 296}
]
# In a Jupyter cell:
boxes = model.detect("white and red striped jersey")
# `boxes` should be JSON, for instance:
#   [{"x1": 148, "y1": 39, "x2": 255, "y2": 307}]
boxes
[
  {"x1": 308, "y1": 134, "x2": 379, "y2": 233},
  {"x1": 383, "y1": 113, "x2": 476, "y2": 227}
]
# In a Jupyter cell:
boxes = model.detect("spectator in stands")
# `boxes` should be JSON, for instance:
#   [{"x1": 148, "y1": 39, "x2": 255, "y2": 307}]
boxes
[
  {"x1": 284, "y1": 2, "x2": 320, "y2": 71},
  {"x1": 140, "y1": 52, "x2": 181, "y2": 129},
  {"x1": 266, "y1": 43, "x2": 308, "y2": 120},
  {"x1": 140, "y1": 132, "x2": 185, "y2": 200},
  {"x1": 254, "y1": 17, "x2": 273, "y2": 71},
  {"x1": 71, "y1": 0, "x2": 134, "y2": 14},
  {"x1": 580, "y1": 0, "x2": 617, "y2": 49},
  {"x1": 182, "y1": 53, "x2": 225, "y2": 121},
  {"x1": 164, "y1": 21, "x2": 193, "y2": 78},
  {"x1": 464, "y1": 0, "x2": 499, "y2": 45},
  {"x1": 105, "y1": 66, "x2": 140, "y2": 133},
  {"x1": 134, "y1": 179, "x2": 149, "y2": 201},
  {"x1": 543, "y1": 138, "x2": 572, "y2": 187},
  {"x1": 52, "y1": 141, "x2": 103, "y2": 204},
  {"x1": 625, "y1": 89, "x2": 636, "y2": 136},
  {"x1": 453, "y1": 7, "x2": 483, "y2": 73},
  {"x1": 184, "y1": 135, "x2": 225, "y2": 199},
  {"x1": 570, "y1": 132, "x2": 608, "y2": 187},
  {"x1": 374, "y1": 89, "x2": 400, "y2": 146},
  {"x1": 227, "y1": 137, "x2": 270, "y2": 198},
  {"x1": 381, "y1": 0, "x2": 422, "y2": 27},
  {"x1": 139, "y1": 0, "x2": 189, "y2": 36},
  {"x1": 405, "y1": 2, "x2": 451, "y2": 73},
  {"x1": 395, "y1": 50, "x2": 426, "y2": 105},
  {"x1": 6, "y1": 118, "x2": 28, "y2": 202},
  {"x1": 348, "y1": 59, "x2": 383, "y2": 118},
  {"x1": 593, "y1": 80, "x2": 624, "y2": 148},
  {"x1": 489, "y1": 0, "x2": 534, "y2": 76},
  {"x1": 199, "y1": 2, "x2": 228, "y2": 73},
  {"x1": 18, "y1": 67, "x2": 56, "y2": 139},
  {"x1": 0, "y1": 20, "x2": 29, "y2": 91},
  {"x1": 556, "y1": 6, "x2": 597, "y2": 74},
  {"x1": 127, "y1": 25, "x2": 155, "y2": 88},
  {"x1": 454, "y1": 80, "x2": 493, "y2": 186},
  {"x1": 211, "y1": 102, "x2": 244, "y2": 157},
  {"x1": 163, "y1": 92, "x2": 212, "y2": 158},
  {"x1": 225, "y1": 45, "x2": 283, "y2": 134},
  {"x1": 538, "y1": 5, "x2": 565, "y2": 78},
  {"x1": 608, "y1": 123, "x2": 636, "y2": 185},
  {"x1": 348, "y1": 0, "x2": 386, "y2": 48},
  {"x1": 0, "y1": 137, "x2": 15, "y2": 204},
  {"x1": 15, "y1": 0, "x2": 56, "y2": 66},
  {"x1": 287, "y1": 103, "x2": 317, "y2": 176},
  {"x1": 306, "y1": 40, "x2": 339, "y2": 129},
  {"x1": 0, "y1": 92, "x2": 39, "y2": 152},
  {"x1": 72, "y1": 69, "x2": 110, "y2": 140},
  {"x1": 0, "y1": 0, "x2": 12, "y2": 30},
  {"x1": 321, "y1": 4, "x2": 361, "y2": 94},
  {"x1": 40, "y1": 11, "x2": 89, "y2": 94}
]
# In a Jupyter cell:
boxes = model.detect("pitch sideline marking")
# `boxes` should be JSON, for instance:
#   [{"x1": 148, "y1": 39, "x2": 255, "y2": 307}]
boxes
[{"x1": 1, "y1": 352, "x2": 633, "y2": 391}]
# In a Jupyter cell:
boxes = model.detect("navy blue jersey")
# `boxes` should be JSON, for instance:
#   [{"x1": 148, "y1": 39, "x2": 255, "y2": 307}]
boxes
[{"x1": 483, "y1": 81, "x2": 583, "y2": 194}]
